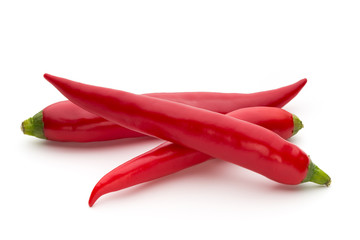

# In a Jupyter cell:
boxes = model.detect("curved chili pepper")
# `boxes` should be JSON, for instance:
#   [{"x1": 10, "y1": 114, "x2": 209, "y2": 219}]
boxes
[
  {"x1": 89, "y1": 106, "x2": 303, "y2": 206},
  {"x1": 44, "y1": 74, "x2": 331, "y2": 187},
  {"x1": 21, "y1": 79, "x2": 306, "y2": 142}
]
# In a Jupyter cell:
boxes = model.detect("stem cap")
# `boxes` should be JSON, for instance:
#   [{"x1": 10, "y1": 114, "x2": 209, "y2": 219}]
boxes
[
  {"x1": 21, "y1": 111, "x2": 45, "y2": 139},
  {"x1": 292, "y1": 114, "x2": 304, "y2": 136},
  {"x1": 302, "y1": 160, "x2": 331, "y2": 186}
]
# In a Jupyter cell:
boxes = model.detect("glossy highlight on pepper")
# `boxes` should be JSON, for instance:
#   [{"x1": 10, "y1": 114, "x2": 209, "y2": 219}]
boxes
[
  {"x1": 44, "y1": 73, "x2": 331, "y2": 187},
  {"x1": 89, "y1": 106, "x2": 302, "y2": 206}
]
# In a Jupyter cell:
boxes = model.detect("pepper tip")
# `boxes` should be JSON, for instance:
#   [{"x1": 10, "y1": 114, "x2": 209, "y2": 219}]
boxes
[
  {"x1": 43, "y1": 73, "x2": 51, "y2": 81},
  {"x1": 297, "y1": 78, "x2": 307, "y2": 88},
  {"x1": 88, "y1": 188, "x2": 101, "y2": 207}
]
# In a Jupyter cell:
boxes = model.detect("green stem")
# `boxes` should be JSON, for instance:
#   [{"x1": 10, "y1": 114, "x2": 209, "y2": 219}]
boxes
[
  {"x1": 21, "y1": 111, "x2": 45, "y2": 139},
  {"x1": 292, "y1": 114, "x2": 303, "y2": 136},
  {"x1": 302, "y1": 160, "x2": 331, "y2": 186}
]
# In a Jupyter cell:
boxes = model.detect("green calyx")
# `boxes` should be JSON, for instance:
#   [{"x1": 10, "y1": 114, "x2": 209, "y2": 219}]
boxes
[
  {"x1": 292, "y1": 114, "x2": 304, "y2": 136},
  {"x1": 302, "y1": 160, "x2": 331, "y2": 186},
  {"x1": 21, "y1": 111, "x2": 45, "y2": 139}
]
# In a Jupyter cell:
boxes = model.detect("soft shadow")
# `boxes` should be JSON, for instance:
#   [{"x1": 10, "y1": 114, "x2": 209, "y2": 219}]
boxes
[
  {"x1": 33, "y1": 136, "x2": 161, "y2": 151},
  {"x1": 287, "y1": 137, "x2": 303, "y2": 145},
  {"x1": 271, "y1": 182, "x2": 330, "y2": 192}
]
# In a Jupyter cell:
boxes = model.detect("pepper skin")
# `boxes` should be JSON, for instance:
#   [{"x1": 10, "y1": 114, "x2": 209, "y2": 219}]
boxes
[
  {"x1": 22, "y1": 79, "x2": 306, "y2": 142},
  {"x1": 89, "y1": 107, "x2": 302, "y2": 206},
  {"x1": 44, "y1": 74, "x2": 331, "y2": 186}
]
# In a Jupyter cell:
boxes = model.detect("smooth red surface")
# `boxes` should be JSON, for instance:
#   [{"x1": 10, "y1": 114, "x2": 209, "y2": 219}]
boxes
[
  {"x1": 89, "y1": 107, "x2": 294, "y2": 206},
  {"x1": 43, "y1": 101, "x2": 144, "y2": 142},
  {"x1": 42, "y1": 79, "x2": 306, "y2": 142},
  {"x1": 44, "y1": 74, "x2": 309, "y2": 187}
]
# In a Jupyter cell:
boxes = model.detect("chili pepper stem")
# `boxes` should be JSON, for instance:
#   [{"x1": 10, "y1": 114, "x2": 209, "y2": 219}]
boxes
[
  {"x1": 302, "y1": 160, "x2": 331, "y2": 186},
  {"x1": 292, "y1": 114, "x2": 303, "y2": 136},
  {"x1": 21, "y1": 111, "x2": 45, "y2": 139}
]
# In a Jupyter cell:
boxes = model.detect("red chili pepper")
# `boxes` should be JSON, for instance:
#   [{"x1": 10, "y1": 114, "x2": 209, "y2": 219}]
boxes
[
  {"x1": 21, "y1": 79, "x2": 306, "y2": 142},
  {"x1": 44, "y1": 73, "x2": 331, "y2": 188},
  {"x1": 89, "y1": 106, "x2": 303, "y2": 206}
]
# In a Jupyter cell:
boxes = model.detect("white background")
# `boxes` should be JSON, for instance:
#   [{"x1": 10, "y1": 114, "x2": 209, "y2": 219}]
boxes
[{"x1": 1, "y1": 1, "x2": 359, "y2": 239}]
